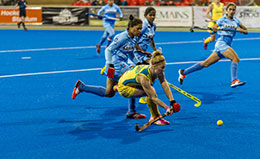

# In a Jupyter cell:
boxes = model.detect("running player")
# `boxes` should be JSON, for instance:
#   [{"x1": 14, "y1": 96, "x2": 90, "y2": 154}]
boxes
[
  {"x1": 203, "y1": 0, "x2": 224, "y2": 50},
  {"x1": 72, "y1": 15, "x2": 146, "y2": 119},
  {"x1": 16, "y1": 0, "x2": 27, "y2": 31},
  {"x1": 178, "y1": 3, "x2": 248, "y2": 88},
  {"x1": 96, "y1": 0, "x2": 123, "y2": 54},
  {"x1": 118, "y1": 50, "x2": 181, "y2": 125}
]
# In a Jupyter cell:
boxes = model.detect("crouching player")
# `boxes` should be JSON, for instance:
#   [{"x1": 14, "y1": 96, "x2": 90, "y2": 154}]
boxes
[{"x1": 117, "y1": 51, "x2": 181, "y2": 125}]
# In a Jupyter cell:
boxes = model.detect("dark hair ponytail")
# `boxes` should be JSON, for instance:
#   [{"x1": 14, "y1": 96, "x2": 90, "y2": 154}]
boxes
[{"x1": 128, "y1": 14, "x2": 142, "y2": 28}]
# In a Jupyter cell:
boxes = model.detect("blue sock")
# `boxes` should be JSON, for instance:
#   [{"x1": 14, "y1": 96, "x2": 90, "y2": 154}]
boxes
[
  {"x1": 184, "y1": 63, "x2": 203, "y2": 75},
  {"x1": 81, "y1": 84, "x2": 106, "y2": 97},
  {"x1": 128, "y1": 98, "x2": 136, "y2": 114},
  {"x1": 99, "y1": 31, "x2": 108, "y2": 46},
  {"x1": 99, "y1": 37, "x2": 106, "y2": 46},
  {"x1": 231, "y1": 62, "x2": 238, "y2": 82}
]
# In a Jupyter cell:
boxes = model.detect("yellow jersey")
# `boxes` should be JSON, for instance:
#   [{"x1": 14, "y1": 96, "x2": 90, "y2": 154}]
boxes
[
  {"x1": 119, "y1": 65, "x2": 154, "y2": 88},
  {"x1": 211, "y1": 2, "x2": 224, "y2": 21}
]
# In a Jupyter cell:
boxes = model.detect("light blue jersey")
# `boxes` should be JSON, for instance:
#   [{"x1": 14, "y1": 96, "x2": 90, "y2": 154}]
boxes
[
  {"x1": 105, "y1": 29, "x2": 139, "y2": 81},
  {"x1": 214, "y1": 14, "x2": 241, "y2": 58},
  {"x1": 98, "y1": 4, "x2": 123, "y2": 27},
  {"x1": 135, "y1": 19, "x2": 156, "y2": 63},
  {"x1": 216, "y1": 14, "x2": 241, "y2": 46},
  {"x1": 137, "y1": 18, "x2": 156, "y2": 51}
]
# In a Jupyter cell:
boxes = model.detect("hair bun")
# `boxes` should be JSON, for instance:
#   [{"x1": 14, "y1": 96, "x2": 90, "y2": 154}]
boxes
[
  {"x1": 152, "y1": 50, "x2": 162, "y2": 58},
  {"x1": 129, "y1": 15, "x2": 134, "y2": 21}
]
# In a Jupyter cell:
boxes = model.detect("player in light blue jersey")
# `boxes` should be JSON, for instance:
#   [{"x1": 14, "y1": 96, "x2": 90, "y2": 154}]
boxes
[
  {"x1": 178, "y1": 3, "x2": 248, "y2": 88},
  {"x1": 72, "y1": 15, "x2": 146, "y2": 119},
  {"x1": 135, "y1": 7, "x2": 157, "y2": 65},
  {"x1": 135, "y1": 7, "x2": 157, "y2": 104},
  {"x1": 96, "y1": 0, "x2": 123, "y2": 54}
]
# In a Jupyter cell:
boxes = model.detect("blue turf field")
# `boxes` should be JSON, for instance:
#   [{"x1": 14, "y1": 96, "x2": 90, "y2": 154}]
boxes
[{"x1": 0, "y1": 29, "x2": 260, "y2": 159}]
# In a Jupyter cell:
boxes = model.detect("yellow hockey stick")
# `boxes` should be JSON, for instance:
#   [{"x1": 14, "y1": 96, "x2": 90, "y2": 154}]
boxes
[{"x1": 168, "y1": 82, "x2": 201, "y2": 107}]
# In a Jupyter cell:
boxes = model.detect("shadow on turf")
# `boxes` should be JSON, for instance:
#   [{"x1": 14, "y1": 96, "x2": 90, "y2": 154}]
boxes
[
  {"x1": 68, "y1": 119, "x2": 174, "y2": 144},
  {"x1": 57, "y1": 106, "x2": 175, "y2": 144},
  {"x1": 189, "y1": 92, "x2": 238, "y2": 105}
]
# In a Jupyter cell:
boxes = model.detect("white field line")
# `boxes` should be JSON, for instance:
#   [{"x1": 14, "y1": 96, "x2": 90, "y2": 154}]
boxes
[
  {"x1": 0, "y1": 58, "x2": 259, "y2": 79},
  {"x1": 0, "y1": 37, "x2": 260, "y2": 53}
]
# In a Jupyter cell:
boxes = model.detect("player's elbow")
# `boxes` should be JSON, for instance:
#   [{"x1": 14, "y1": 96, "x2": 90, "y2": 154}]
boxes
[{"x1": 149, "y1": 96, "x2": 158, "y2": 103}]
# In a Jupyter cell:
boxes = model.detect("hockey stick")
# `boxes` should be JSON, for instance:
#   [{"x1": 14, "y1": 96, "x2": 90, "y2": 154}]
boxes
[
  {"x1": 190, "y1": 26, "x2": 239, "y2": 33},
  {"x1": 86, "y1": 13, "x2": 120, "y2": 21},
  {"x1": 135, "y1": 107, "x2": 174, "y2": 132},
  {"x1": 205, "y1": 19, "x2": 216, "y2": 23},
  {"x1": 190, "y1": 26, "x2": 212, "y2": 32},
  {"x1": 168, "y1": 82, "x2": 201, "y2": 107}
]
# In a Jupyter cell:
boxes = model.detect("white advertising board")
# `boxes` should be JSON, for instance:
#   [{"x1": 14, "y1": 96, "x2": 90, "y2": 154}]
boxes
[{"x1": 139, "y1": 6, "x2": 193, "y2": 27}]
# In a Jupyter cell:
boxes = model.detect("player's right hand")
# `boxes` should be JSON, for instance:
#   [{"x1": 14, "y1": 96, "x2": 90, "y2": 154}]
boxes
[
  {"x1": 107, "y1": 64, "x2": 115, "y2": 78},
  {"x1": 164, "y1": 105, "x2": 173, "y2": 115},
  {"x1": 167, "y1": 108, "x2": 174, "y2": 115}
]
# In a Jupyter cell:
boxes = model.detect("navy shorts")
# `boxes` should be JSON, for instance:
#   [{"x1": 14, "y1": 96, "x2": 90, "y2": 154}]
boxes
[{"x1": 19, "y1": 10, "x2": 26, "y2": 17}]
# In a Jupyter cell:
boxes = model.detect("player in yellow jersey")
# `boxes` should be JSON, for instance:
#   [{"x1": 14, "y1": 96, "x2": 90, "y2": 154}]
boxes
[
  {"x1": 203, "y1": 0, "x2": 225, "y2": 50},
  {"x1": 117, "y1": 51, "x2": 181, "y2": 125}
]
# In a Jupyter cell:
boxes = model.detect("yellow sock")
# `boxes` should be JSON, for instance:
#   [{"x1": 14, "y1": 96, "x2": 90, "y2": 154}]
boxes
[
  {"x1": 139, "y1": 96, "x2": 147, "y2": 104},
  {"x1": 100, "y1": 65, "x2": 106, "y2": 75},
  {"x1": 147, "y1": 97, "x2": 160, "y2": 118},
  {"x1": 204, "y1": 37, "x2": 211, "y2": 44}
]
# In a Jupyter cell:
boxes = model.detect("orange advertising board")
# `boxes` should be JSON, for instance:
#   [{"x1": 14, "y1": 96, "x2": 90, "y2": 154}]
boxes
[{"x1": 0, "y1": 8, "x2": 42, "y2": 24}]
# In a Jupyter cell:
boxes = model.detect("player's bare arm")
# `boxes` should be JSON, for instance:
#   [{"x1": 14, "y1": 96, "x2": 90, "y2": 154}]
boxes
[
  {"x1": 137, "y1": 75, "x2": 169, "y2": 110},
  {"x1": 158, "y1": 73, "x2": 174, "y2": 101},
  {"x1": 150, "y1": 39, "x2": 156, "y2": 51},
  {"x1": 237, "y1": 24, "x2": 248, "y2": 34},
  {"x1": 206, "y1": 4, "x2": 213, "y2": 21}
]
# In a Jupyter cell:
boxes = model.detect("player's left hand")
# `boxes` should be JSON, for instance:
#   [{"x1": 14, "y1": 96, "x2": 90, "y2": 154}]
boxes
[{"x1": 170, "y1": 100, "x2": 181, "y2": 113}]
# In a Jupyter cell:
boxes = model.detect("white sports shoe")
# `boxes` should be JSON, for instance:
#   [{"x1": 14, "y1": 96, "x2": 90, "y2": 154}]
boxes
[
  {"x1": 178, "y1": 69, "x2": 186, "y2": 85},
  {"x1": 231, "y1": 79, "x2": 246, "y2": 88}
]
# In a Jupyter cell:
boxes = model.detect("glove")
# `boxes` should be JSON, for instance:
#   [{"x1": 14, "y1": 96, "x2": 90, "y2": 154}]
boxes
[
  {"x1": 119, "y1": 17, "x2": 123, "y2": 21},
  {"x1": 97, "y1": 15, "x2": 103, "y2": 19},
  {"x1": 107, "y1": 64, "x2": 115, "y2": 78},
  {"x1": 170, "y1": 100, "x2": 181, "y2": 113}
]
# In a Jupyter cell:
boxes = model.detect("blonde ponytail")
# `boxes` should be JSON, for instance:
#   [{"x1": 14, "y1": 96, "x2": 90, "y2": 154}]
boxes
[{"x1": 150, "y1": 50, "x2": 165, "y2": 65}]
